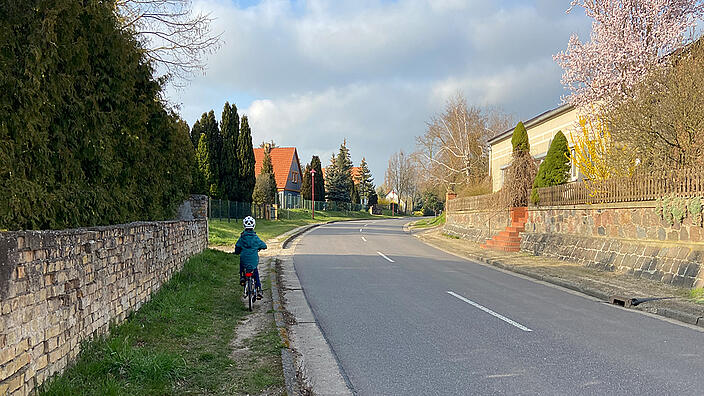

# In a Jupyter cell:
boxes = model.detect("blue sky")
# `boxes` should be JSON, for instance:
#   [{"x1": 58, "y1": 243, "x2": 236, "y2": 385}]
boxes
[{"x1": 166, "y1": 0, "x2": 591, "y2": 182}]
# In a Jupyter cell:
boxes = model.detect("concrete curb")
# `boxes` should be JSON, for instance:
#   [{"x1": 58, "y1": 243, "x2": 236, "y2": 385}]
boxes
[
  {"x1": 278, "y1": 217, "x2": 377, "y2": 249},
  {"x1": 415, "y1": 232, "x2": 704, "y2": 329},
  {"x1": 268, "y1": 257, "x2": 299, "y2": 396}
]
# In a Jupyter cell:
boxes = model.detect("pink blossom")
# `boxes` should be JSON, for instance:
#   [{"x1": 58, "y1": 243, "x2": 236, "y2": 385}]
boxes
[{"x1": 554, "y1": 0, "x2": 704, "y2": 110}]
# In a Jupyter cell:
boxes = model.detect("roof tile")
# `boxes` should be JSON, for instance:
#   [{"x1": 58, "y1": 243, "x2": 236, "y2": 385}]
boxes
[{"x1": 253, "y1": 147, "x2": 300, "y2": 191}]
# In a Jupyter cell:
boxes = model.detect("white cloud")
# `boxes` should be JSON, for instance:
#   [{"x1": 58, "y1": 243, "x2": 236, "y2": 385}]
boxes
[{"x1": 168, "y1": 0, "x2": 591, "y2": 183}]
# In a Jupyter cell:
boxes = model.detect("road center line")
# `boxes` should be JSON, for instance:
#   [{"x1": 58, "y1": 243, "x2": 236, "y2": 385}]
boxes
[
  {"x1": 447, "y1": 291, "x2": 533, "y2": 332},
  {"x1": 361, "y1": 236, "x2": 367, "y2": 242},
  {"x1": 377, "y1": 251, "x2": 394, "y2": 263}
]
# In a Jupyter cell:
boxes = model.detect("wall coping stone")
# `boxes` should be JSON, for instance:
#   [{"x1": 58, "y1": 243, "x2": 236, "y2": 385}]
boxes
[
  {"x1": 529, "y1": 201, "x2": 657, "y2": 211},
  {"x1": 0, "y1": 219, "x2": 203, "y2": 237}
]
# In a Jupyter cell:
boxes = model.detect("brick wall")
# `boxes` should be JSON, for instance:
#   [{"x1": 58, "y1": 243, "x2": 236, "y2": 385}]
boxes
[
  {"x1": 0, "y1": 219, "x2": 208, "y2": 395},
  {"x1": 444, "y1": 209, "x2": 511, "y2": 243},
  {"x1": 521, "y1": 203, "x2": 704, "y2": 288}
]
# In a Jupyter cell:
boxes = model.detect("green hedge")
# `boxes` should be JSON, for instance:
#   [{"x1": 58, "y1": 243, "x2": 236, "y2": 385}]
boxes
[{"x1": 0, "y1": 0, "x2": 193, "y2": 230}]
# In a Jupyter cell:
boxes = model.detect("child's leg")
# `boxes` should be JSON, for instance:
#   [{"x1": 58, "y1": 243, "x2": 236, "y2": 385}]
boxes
[
  {"x1": 253, "y1": 268, "x2": 261, "y2": 289},
  {"x1": 239, "y1": 262, "x2": 244, "y2": 276}
]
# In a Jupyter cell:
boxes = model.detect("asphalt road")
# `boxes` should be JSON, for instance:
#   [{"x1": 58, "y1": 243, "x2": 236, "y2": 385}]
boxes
[{"x1": 293, "y1": 218, "x2": 704, "y2": 395}]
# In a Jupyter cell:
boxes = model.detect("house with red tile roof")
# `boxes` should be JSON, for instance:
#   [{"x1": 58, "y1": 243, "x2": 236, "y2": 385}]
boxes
[{"x1": 253, "y1": 145, "x2": 303, "y2": 204}]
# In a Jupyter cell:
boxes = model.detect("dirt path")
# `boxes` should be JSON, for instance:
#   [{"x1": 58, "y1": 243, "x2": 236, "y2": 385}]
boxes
[{"x1": 211, "y1": 244, "x2": 286, "y2": 396}]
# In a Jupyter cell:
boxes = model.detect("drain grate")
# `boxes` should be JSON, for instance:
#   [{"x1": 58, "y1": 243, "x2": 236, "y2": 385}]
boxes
[
  {"x1": 609, "y1": 296, "x2": 675, "y2": 308},
  {"x1": 609, "y1": 296, "x2": 634, "y2": 308}
]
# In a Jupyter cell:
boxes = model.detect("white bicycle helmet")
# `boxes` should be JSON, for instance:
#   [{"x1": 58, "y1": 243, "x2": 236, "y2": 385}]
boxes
[{"x1": 243, "y1": 216, "x2": 256, "y2": 229}]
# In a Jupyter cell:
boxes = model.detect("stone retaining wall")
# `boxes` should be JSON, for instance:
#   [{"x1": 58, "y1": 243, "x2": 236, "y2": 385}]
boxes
[
  {"x1": 521, "y1": 203, "x2": 704, "y2": 288},
  {"x1": 0, "y1": 219, "x2": 208, "y2": 395},
  {"x1": 444, "y1": 209, "x2": 510, "y2": 243}
]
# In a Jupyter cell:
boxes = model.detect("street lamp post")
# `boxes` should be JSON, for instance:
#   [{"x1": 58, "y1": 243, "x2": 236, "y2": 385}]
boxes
[{"x1": 310, "y1": 169, "x2": 316, "y2": 219}]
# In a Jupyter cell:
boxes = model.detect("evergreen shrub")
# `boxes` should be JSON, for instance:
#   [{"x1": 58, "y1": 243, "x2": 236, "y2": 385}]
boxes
[
  {"x1": 531, "y1": 131, "x2": 570, "y2": 204},
  {"x1": 0, "y1": 0, "x2": 193, "y2": 230}
]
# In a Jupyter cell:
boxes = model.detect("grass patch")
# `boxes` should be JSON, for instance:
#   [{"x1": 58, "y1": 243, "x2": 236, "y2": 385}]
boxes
[
  {"x1": 412, "y1": 212, "x2": 446, "y2": 229},
  {"x1": 40, "y1": 249, "x2": 283, "y2": 395},
  {"x1": 689, "y1": 288, "x2": 704, "y2": 304},
  {"x1": 443, "y1": 232, "x2": 460, "y2": 239},
  {"x1": 209, "y1": 209, "x2": 394, "y2": 246}
]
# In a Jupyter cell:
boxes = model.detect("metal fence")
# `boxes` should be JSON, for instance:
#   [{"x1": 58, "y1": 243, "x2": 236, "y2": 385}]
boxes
[
  {"x1": 279, "y1": 194, "x2": 366, "y2": 212},
  {"x1": 536, "y1": 168, "x2": 704, "y2": 206},
  {"x1": 208, "y1": 197, "x2": 370, "y2": 221},
  {"x1": 208, "y1": 199, "x2": 277, "y2": 221}
]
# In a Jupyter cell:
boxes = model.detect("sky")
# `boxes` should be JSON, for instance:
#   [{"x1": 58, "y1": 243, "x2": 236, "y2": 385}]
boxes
[{"x1": 165, "y1": 0, "x2": 592, "y2": 183}]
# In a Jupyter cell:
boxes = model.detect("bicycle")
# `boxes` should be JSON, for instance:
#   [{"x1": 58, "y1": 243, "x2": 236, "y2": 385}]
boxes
[{"x1": 243, "y1": 271, "x2": 257, "y2": 311}]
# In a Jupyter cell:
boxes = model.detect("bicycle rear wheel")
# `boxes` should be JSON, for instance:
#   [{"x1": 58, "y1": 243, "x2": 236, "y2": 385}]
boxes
[{"x1": 247, "y1": 279, "x2": 253, "y2": 311}]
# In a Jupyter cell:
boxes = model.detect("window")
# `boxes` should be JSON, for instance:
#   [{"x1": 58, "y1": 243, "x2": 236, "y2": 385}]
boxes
[
  {"x1": 570, "y1": 148, "x2": 578, "y2": 180},
  {"x1": 499, "y1": 165, "x2": 510, "y2": 189},
  {"x1": 292, "y1": 171, "x2": 298, "y2": 183}
]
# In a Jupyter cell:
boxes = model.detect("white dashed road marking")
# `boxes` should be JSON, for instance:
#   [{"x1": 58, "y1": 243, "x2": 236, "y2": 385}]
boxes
[
  {"x1": 447, "y1": 291, "x2": 533, "y2": 332},
  {"x1": 377, "y1": 252, "x2": 395, "y2": 263},
  {"x1": 362, "y1": 237, "x2": 367, "y2": 242}
]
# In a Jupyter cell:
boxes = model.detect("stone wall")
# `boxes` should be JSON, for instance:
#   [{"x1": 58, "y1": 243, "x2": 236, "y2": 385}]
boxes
[
  {"x1": 444, "y1": 209, "x2": 511, "y2": 243},
  {"x1": 176, "y1": 194, "x2": 209, "y2": 221},
  {"x1": 521, "y1": 203, "x2": 704, "y2": 288},
  {"x1": 0, "y1": 219, "x2": 208, "y2": 395}
]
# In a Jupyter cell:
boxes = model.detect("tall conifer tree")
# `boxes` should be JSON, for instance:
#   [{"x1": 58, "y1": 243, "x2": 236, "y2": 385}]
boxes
[
  {"x1": 326, "y1": 145, "x2": 353, "y2": 202},
  {"x1": 301, "y1": 163, "x2": 313, "y2": 200},
  {"x1": 301, "y1": 155, "x2": 325, "y2": 201},
  {"x1": 196, "y1": 133, "x2": 212, "y2": 196},
  {"x1": 220, "y1": 102, "x2": 239, "y2": 201},
  {"x1": 358, "y1": 157, "x2": 375, "y2": 206},
  {"x1": 338, "y1": 141, "x2": 354, "y2": 201},
  {"x1": 311, "y1": 155, "x2": 325, "y2": 202},
  {"x1": 190, "y1": 119, "x2": 203, "y2": 149},
  {"x1": 196, "y1": 110, "x2": 222, "y2": 197},
  {"x1": 237, "y1": 116, "x2": 256, "y2": 202}
]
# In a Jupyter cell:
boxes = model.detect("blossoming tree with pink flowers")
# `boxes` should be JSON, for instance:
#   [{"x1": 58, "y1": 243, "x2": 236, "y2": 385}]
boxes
[{"x1": 554, "y1": 0, "x2": 704, "y2": 110}]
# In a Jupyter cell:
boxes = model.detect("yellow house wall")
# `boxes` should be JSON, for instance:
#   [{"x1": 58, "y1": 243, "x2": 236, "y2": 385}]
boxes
[{"x1": 490, "y1": 107, "x2": 580, "y2": 192}]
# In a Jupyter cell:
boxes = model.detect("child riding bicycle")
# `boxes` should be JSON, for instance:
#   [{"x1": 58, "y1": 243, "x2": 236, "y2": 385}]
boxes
[{"x1": 235, "y1": 216, "x2": 267, "y2": 300}]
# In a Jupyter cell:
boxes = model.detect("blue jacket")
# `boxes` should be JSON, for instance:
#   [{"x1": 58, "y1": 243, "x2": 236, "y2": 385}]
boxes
[{"x1": 235, "y1": 229, "x2": 267, "y2": 270}]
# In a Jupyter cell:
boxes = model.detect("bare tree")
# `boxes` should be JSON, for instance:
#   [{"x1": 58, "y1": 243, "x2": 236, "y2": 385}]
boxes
[
  {"x1": 415, "y1": 93, "x2": 512, "y2": 192},
  {"x1": 385, "y1": 150, "x2": 417, "y2": 212},
  {"x1": 115, "y1": 0, "x2": 222, "y2": 84},
  {"x1": 607, "y1": 39, "x2": 704, "y2": 172}
]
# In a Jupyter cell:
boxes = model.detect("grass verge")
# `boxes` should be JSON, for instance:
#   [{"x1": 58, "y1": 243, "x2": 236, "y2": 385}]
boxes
[
  {"x1": 689, "y1": 288, "x2": 704, "y2": 304},
  {"x1": 411, "y1": 212, "x2": 446, "y2": 229},
  {"x1": 209, "y1": 208, "x2": 394, "y2": 246},
  {"x1": 40, "y1": 249, "x2": 283, "y2": 395},
  {"x1": 442, "y1": 232, "x2": 460, "y2": 239}
]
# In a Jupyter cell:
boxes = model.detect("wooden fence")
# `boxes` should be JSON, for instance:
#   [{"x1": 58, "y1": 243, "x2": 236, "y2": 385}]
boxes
[
  {"x1": 536, "y1": 168, "x2": 704, "y2": 206},
  {"x1": 446, "y1": 169, "x2": 704, "y2": 210},
  {"x1": 446, "y1": 190, "x2": 507, "y2": 212}
]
